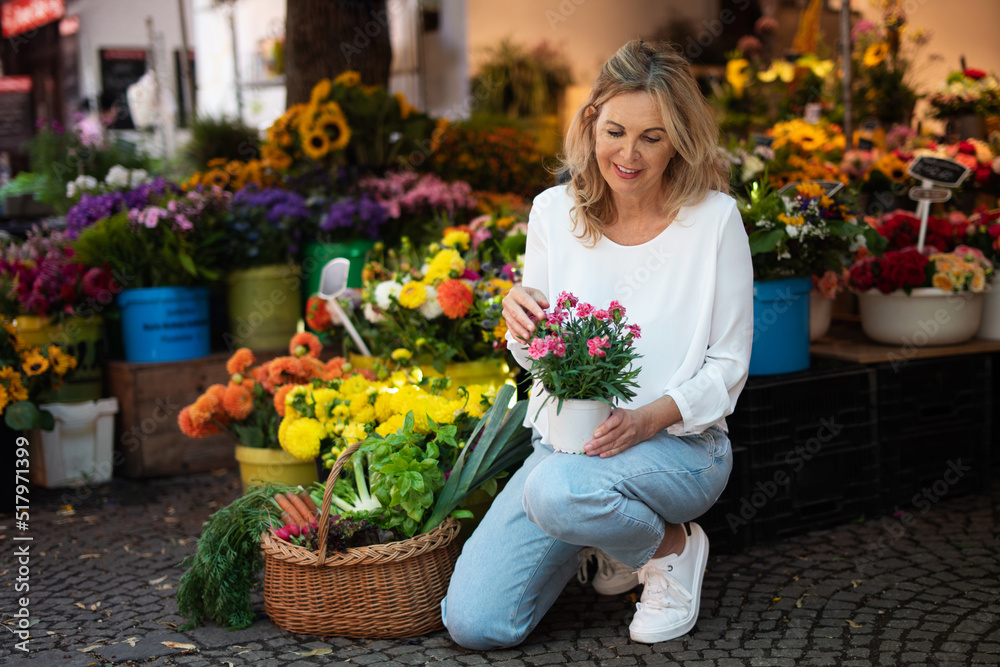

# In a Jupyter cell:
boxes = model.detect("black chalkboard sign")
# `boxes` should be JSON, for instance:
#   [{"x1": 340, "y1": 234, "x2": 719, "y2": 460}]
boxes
[
  {"x1": 99, "y1": 48, "x2": 147, "y2": 130},
  {"x1": 0, "y1": 77, "x2": 33, "y2": 151},
  {"x1": 906, "y1": 155, "x2": 970, "y2": 187},
  {"x1": 857, "y1": 137, "x2": 875, "y2": 151},
  {"x1": 753, "y1": 134, "x2": 774, "y2": 148}
]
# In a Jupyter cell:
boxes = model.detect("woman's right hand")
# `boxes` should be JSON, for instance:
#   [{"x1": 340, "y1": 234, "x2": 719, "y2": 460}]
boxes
[{"x1": 502, "y1": 286, "x2": 550, "y2": 344}]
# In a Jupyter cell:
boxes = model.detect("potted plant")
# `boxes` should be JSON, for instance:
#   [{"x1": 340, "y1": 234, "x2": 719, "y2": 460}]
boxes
[
  {"x1": 0, "y1": 317, "x2": 78, "y2": 431},
  {"x1": 220, "y1": 185, "x2": 313, "y2": 350},
  {"x1": 177, "y1": 331, "x2": 361, "y2": 491},
  {"x1": 927, "y1": 68, "x2": 1000, "y2": 140},
  {"x1": 71, "y1": 185, "x2": 230, "y2": 363},
  {"x1": 302, "y1": 192, "x2": 390, "y2": 294},
  {"x1": 848, "y1": 245, "x2": 993, "y2": 345},
  {"x1": 739, "y1": 181, "x2": 884, "y2": 374},
  {"x1": 325, "y1": 213, "x2": 525, "y2": 390},
  {"x1": 0, "y1": 224, "x2": 113, "y2": 402},
  {"x1": 519, "y1": 292, "x2": 642, "y2": 454}
]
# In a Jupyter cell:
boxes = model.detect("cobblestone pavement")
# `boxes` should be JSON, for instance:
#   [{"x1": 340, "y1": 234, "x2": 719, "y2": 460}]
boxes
[{"x1": 1, "y1": 467, "x2": 998, "y2": 667}]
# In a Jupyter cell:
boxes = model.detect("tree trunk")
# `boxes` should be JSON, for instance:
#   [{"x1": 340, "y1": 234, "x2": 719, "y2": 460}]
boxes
[{"x1": 285, "y1": 0, "x2": 393, "y2": 107}]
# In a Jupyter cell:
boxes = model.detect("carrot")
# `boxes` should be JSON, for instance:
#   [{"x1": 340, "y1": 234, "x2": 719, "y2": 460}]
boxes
[
  {"x1": 285, "y1": 491, "x2": 315, "y2": 524},
  {"x1": 297, "y1": 490, "x2": 318, "y2": 516},
  {"x1": 274, "y1": 493, "x2": 307, "y2": 527},
  {"x1": 280, "y1": 511, "x2": 293, "y2": 527}
]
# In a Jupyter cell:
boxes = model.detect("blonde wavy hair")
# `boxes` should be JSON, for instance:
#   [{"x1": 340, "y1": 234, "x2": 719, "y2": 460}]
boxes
[{"x1": 561, "y1": 40, "x2": 729, "y2": 244}]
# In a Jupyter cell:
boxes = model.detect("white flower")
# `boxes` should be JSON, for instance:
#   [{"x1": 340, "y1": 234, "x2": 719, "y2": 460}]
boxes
[
  {"x1": 129, "y1": 169, "x2": 150, "y2": 187},
  {"x1": 105, "y1": 165, "x2": 130, "y2": 189},
  {"x1": 373, "y1": 280, "x2": 402, "y2": 309},
  {"x1": 741, "y1": 155, "x2": 765, "y2": 184},
  {"x1": 785, "y1": 224, "x2": 801, "y2": 238},
  {"x1": 849, "y1": 233, "x2": 868, "y2": 253},
  {"x1": 66, "y1": 182, "x2": 76, "y2": 198},
  {"x1": 419, "y1": 285, "x2": 443, "y2": 319},
  {"x1": 363, "y1": 303, "x2": 385, "y2": 323}
]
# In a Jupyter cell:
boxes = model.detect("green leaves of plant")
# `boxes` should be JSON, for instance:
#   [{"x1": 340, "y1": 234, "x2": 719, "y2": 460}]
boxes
[{"x1": 4, "y1": 402, "x2": 54, "y2": 431}]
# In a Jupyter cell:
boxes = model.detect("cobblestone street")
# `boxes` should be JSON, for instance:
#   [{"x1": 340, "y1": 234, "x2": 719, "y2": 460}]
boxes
[{"x1": 1, "y1": 466, "x2": 998, "y2": 667}]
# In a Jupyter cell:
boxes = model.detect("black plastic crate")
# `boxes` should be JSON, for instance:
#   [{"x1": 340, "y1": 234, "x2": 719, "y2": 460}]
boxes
[
  {"x1": 877, "y1": 355, "x2": 991, "y2": 438},
  {"x1": 728, "y1": 364, "x2": 877, "y2": 470},
  {"x1": 746, "y1": 441, "x2": 881, "y2": 544},
  {"x1": 880, "y1": 424, "x2": 991, "y2": 510},
  {"x1": 697, "y1": 444, "x2": 752, "y2": 554}
]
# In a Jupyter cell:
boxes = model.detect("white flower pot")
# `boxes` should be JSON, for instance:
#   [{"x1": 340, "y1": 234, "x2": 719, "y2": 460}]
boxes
[
  {"x1": 857, "y1": 288, "x2": 985, "y2": 347},
  {"x1": 28, "y1": 398, "x2": 119, "y2": 488},
  {"x1": 547, "y1": 399, "x2": 612, "y2": 455},
  {"x1": 810, "y1": 291, "x2": 834, "y2": 341},
  {"x1": 977, "y1": 285, "x2": 1000, "y2": 340}
]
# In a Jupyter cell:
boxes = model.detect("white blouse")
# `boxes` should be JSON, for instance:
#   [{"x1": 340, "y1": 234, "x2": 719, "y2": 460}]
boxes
[{"x1": 507, "y1": 184, "x2": 754, "y2": 441}]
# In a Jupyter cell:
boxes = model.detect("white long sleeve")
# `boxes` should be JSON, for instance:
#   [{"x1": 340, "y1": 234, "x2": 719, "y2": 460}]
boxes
[{"x1": 507, "y1": 184, "x2": 753, "y2": 441}]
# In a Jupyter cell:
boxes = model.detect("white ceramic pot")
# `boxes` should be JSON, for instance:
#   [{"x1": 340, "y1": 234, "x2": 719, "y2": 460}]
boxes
[
  {"x1": 547, "y1": 399, "x2": 612, "y2": 454},
  {"x1": 809, "y1": 291, "x2": 834, "y2": 341},
  {"x1": 977, "y1": 285, "x2": 1000, "y2": 340},
  {"x1": 857, "y1": 288, "x2": 985, "y2": 347}
]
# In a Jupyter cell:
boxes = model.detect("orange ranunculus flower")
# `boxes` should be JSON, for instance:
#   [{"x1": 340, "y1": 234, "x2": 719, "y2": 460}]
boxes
[
  {"x1": 226, "y1": 348, "x2": 255, "y2": 376},
  {"x1": 437, "y1": 279, "x2": 474, "y2": 319},
  {"x1": 289, "y1": 332, "x2": 322, "y2": 358},
  {"x1": 222, "y1": 382, "x2": 254, "y2": 420},
  {"x1": 178, "y1": 406, "x2": 221, "y2": 438}
]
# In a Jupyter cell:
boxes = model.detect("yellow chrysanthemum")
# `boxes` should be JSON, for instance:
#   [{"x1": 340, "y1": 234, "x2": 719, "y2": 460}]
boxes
[
  {"x1": 442, "y1": 230, "x2": 471, "y2": 250},
  {"x1": 375, "y1": 414, "x2": 406, "y2": 438},
  {"x1": 795, "y1": 182, "x2": 826, "y2": 199},
  {"x1": 355, "y1": 406, "x2": 375, "y2": 424},
  {"x1": 391, "y1": 348, "x2": 414, "y2": 363},
  {"x1": 333, "y1": 70, "x2": 361, "y2": 87},
  {"x1": 778, "y1": 213, "x2": 805, "y2": 227},
  {"x1": 280, "y1": 417, "x2": 325, "y2": 461},
  {"x1": 863, "y1": 42, "x2": 889, "y2": 68},
  {"x1": 342, "y1": 421, "x2": 368, "y2": 445},
  {"x1": 425, "y1": 249, "x2": 466, "y2": 283},
  {"x1": 398, "y1": 282, "x2": 429, "y2": 309},
  {"x1": 310, "y1": 78, "x2": 332, "y2": 104},
  {"x1": 373, "y1": 393, "x2": 395, "y2": 423},
  {"x1": 22, "y1": 350, "x2": 48, "y2": 376},
  {"x1": 310, "y1": 387, "x2": 340, "y2": 422}
]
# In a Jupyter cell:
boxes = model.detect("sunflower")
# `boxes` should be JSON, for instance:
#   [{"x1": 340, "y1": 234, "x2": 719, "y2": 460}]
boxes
[
  {"x1": 302, "y1": 129, "x2": 332, "y2": 160},
  {"x1": 21, "y1": 349, "x2": 48, "y2": 376},
  {"x1": 334, "y1": 70, "x2": 361, "y2": 87},
  {"x1": 310, "y1": 78, "x2": 332, "y2": 104},
  {"x1": 316, "y1": 113, "x2": 351, "y2": 151},
  {"x1": 0, "y1": 385, "x2": 8, "y2": 413},
  {"x1": 863, "y1": 42, "x2": 889, "y2": 68},
  {"x1": 261, "y1": 145, "x2": 292, "y2": 172},
  {"x1": 395, "y1": 91, "x2": 416, "y2": 119},
  {"x1": 46, "y1": 346, "x2": 76, "y2": 376},
  {"x1": 207, "y1": 157, "x2": 228, "y2": 167},
  {"x1": 203, "y1": 168, "x2": 230, "y2": 189},
  {"x1": 430, "y1": 118, "x2": 450, "y2": 153}
]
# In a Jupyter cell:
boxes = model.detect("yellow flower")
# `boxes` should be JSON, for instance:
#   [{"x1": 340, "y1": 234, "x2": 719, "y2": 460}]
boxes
[
  {"x1": 261, "y1": 145, "x2": 292, "y2": 171},
  {"x1": 343, "y1": 421, "x2": 368, "y2": 445},
  {"x1": 495, "y1": 216, "x2": 516, "y2": 230},
  {"x1": 398, "y1": 282, "x2": 429, "y2": 309},
  {"x1": 395, "y1": 91, "x2": 416, "y2": 119},
  {"x1": 863, "y1": 42, "x2": 889, "y2": 68},
  {"x1": 375, "y1": 414, "x2": 406, "y2": 438},
  {"x1": 302, "y1": 130, "x2": 331, "y2": 160},
  {"x1": 391, "y1": 348, "x2": 414, "y2": 362},
  {"x1": 316, "y1": 107, "x2": 351, "y2": 151},
  {"x1": 333, "y1": 70, "x2": 361, "y2": 87},
  {"x1": 796, "y1": 55, "x2": 834, "y2": 78},
  {"x1": 310, "y1": 78, "x2": 332, "y2": 104},
  {"x1": 203, "y1": 168, "x2": 230, "y2": 189},
  {"x1": 795, "y1": 182, "x2": 826, "y2": 199},
  {"x1": 430, "y1": 118, "x2": 450, "y2": 153},
  {"x1": 726, "y1": 58, "x2": 750, "y2": 98},
  {"x1": 47, "y1": 346, "x2": 76, "y2": 376},
  {"x1": 0, "y1": 385, "x2": 8, "y2": 413},
  {"x1": 492, "y1": 318, "x2": 508, "y2": 341},
  {"x1": 758, "y1": 61, "x2": 795, "y2": 83},
  {"x1": 280, "y1": 417, "x2": 325, "y2": 460},
  {"x1": 425, "y1": 249, "x2": 465, "y2": 283},
  {"x1": 778, "y1": 213, "x2": 805, "y2": 227},
  {"x1": 22, "y1": 349, "x2": 48, "y2": 376},
  {"x1": 971, "y1": 271, "x2": 986, "y2": 292},
  {"x1": 442, "y1": 229, "x2": 471, "y2": 250}
]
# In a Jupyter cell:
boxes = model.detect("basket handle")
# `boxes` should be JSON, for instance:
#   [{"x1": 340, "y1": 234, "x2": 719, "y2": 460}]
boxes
[{"x1": 315, "y1": 441, "x2": 363, "y2": 567}]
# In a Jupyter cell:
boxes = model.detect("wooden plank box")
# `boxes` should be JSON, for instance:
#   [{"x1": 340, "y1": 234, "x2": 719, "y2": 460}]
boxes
[{"x1": 108, "y1": 352, "x2": 238, "y2": 478}]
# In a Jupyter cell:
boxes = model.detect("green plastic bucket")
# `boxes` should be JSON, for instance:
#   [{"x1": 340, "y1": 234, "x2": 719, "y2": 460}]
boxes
[
  {"x1": 225, "y1": 264, "x2": 302, "y2": 351},
  {"x1": 302, "y1": 240, "x2": 375, "y2": 296},
  {"x1": 15, "y1": 315, "x2": 105, "y2": 402}
]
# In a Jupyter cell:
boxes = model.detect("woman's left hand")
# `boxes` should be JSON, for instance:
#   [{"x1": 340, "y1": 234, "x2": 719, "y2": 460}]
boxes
[{"x1": 584, "y1": 408, "x2": 650, "y2": 458}]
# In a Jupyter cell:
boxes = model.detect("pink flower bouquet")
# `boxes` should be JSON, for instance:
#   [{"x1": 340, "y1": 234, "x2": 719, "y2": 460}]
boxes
[{"x1": 522, "y1": 291, "x2": 642, "y2": 414}]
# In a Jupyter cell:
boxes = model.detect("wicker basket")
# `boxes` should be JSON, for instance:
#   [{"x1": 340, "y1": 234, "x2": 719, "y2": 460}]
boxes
[{"x1": 261, "y1": 442, "x2": 462, "y2": 638}]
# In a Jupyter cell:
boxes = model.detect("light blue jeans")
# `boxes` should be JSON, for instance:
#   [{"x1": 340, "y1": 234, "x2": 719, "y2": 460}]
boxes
[{"x1": 442, "y1": 425, "x2": 733, "y2": 650}]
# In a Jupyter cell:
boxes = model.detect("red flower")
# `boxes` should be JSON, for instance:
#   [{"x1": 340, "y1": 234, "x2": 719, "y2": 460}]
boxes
[
  {"x1": 305, "y1": 295, "x2": 332, "y2": 331},
  {"x1": 958, "y1": 141, "x2": 976, "y2": 155},
  {"x1": 964, "y1": 68, "x2": 987, "y2": 80}
]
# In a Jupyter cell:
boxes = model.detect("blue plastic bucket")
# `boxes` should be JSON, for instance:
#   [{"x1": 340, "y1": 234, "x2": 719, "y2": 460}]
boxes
[
  {"x1": 118, "y1": 286, "x2": 211, "y2": 363},
  {"x1": 749, "y1": 276, "x2": 813, "y2": 376}
]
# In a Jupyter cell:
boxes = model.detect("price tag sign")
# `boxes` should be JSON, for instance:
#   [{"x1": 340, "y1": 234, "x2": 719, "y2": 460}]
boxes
[
  {"x1": 908, "y1": 187, "x2": 952, "y2": 203},
  {"x1": 857, "y1": 137, "x2": 876, "y2": 151},
  {"x1": 861, "y1": 118, "x2": 881, "y2": 133},
  {"x1": 906, "y1": 156, "x2": 970, "y2": 188},
  {"x1": 753, "y1": 134, "x2": 774, "y2": 148},
  {"x1": 778, "y1": 180, "x2": 845, "y2": 197}
]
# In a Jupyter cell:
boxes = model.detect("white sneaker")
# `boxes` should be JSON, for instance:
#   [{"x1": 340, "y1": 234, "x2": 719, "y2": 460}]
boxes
[
  {"x1": 629, "y1": 522, "x2": 709, "y2": 644},
  {"x1": 577, "y1": 548, "x2": 640, "y2": 595}
]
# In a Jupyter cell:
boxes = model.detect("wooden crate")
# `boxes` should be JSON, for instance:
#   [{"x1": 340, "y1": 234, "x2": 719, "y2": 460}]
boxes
[{"x1": 108, "y1": 352, "x2": 239, "y2": 478}]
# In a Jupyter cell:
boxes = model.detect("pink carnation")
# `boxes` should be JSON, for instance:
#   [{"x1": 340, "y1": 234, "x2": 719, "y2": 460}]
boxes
[
  {"x1": 575, "y1": 302, "x2": 594, "y2": 318},
  {"x1": 547, "y1": 335, "x2": 566, "y2": 357},
  {"x1": 609, "y1": 300, "x2": 626, "y2": 317},
  {"x1": 556, "y1": 291, "x2": 578, "y2": 308},
  {"x1": 627, "y1": 324, "x2": 642, "y2": 339},
  {"x1": 528, "y1": 338, "x2": 551, "y2": 360},
  {"x1": 593, "y1": 309, "x2": 610, "y2": 321},
  {"x1": 548, "y1": 308, "x2": 568, "y2": 325},
  {"x1": 587, "y1": 336, "x2": 610, "y2": 357}
]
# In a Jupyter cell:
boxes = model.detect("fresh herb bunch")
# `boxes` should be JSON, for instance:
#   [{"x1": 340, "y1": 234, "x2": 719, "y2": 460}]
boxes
[{"x1": 522, "y1": 292, "x2": 642, "y2": 414}]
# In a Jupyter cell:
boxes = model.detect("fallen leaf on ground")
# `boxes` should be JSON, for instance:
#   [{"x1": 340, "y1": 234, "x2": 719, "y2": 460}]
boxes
[
  {"x1": 846, "y1": 619, "x2": 862, "y2": 628},
  {"x1": 295, "y1": 648, "x2": 333, "y2": 656},
  {"x1": 78, "y1": 554, "x2": 100, "y2": 559},
  {"x1": 77, "y1": 644, "x2": 104, "y2": 652},
  {"x1": 161, "y1": 641, "x2": 197, "y2": 650},
  {"x1": 149, "y1": 576, "x2": 167, "y2": 585},
  {"x1": 123, "y1": 637, "x2": 139, "y2": 647},
  {"x1": 852, "y1": 579, "x2": 863, "y2": 588},
  {"x1": 73, "y1": 603, "x2": 86, "y2": 609},
  {"x1": 164, "y1": 517, "x2": 179, "y2": 523},
  {"x1": 89, "y1": 602, "x2": 101, "y2": 610},
  {"x1": 155, "y1": 584, "x2": 173, "y2": 590}
]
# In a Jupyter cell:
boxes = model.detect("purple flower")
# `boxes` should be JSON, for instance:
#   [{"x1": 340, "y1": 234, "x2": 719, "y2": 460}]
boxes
[{"x1": 320, "y1": 195, "x2": 389, "y2": 239}]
